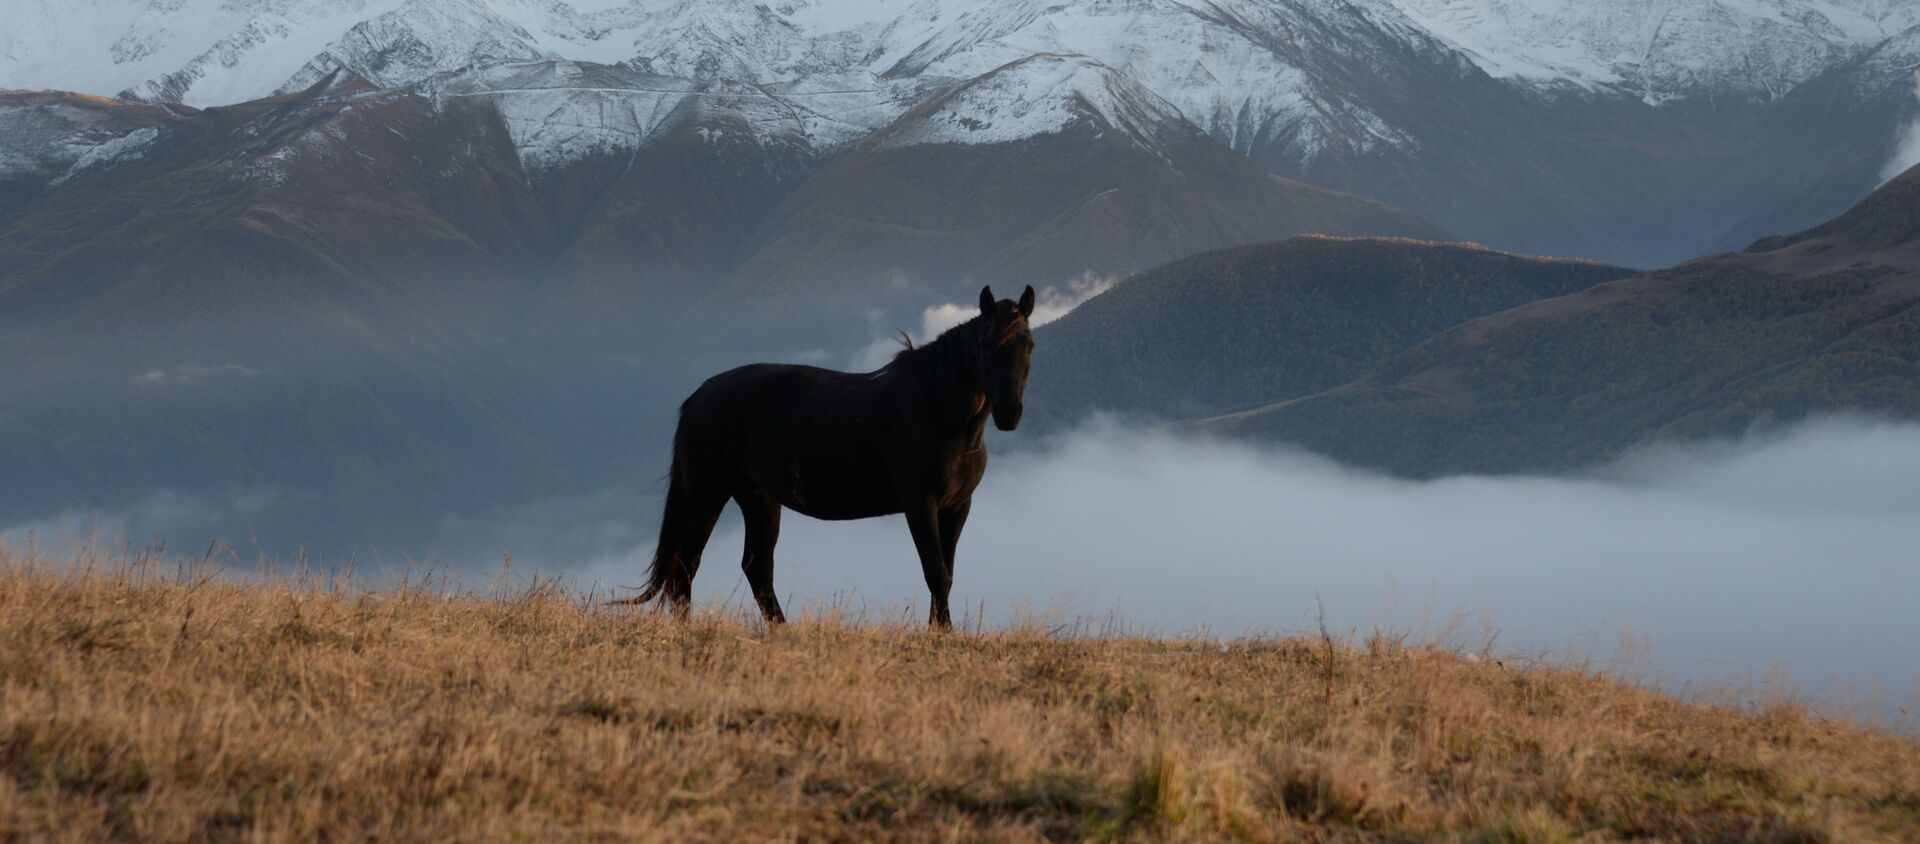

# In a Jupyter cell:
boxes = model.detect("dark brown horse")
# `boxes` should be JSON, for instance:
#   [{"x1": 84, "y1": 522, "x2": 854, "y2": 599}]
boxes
[{"x1": 620, "y1": 285, "x2": 1036, "y2": 627}]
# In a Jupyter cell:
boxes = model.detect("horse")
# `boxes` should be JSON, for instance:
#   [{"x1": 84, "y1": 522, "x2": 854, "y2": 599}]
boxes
[{"x1": 619, "y1": 284, "x2": 1036, "y2": 628}]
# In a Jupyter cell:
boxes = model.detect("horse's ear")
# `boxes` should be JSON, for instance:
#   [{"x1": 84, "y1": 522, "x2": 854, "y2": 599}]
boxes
[
  {"x1": 979, "y1": 285, "x2": 995, "y2": 314},
  {"x1": 1018, "y1": 285, "x2": 1036, "y2": 317}
]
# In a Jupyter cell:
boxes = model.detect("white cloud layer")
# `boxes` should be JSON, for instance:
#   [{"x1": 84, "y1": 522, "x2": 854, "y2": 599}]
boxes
[
  {"x1": 850, "y1": 273, "x2": 1117, "y2": 370},
  {"x1": 1881, "y1": 70, "x2": 1920, "y2": 184},
  {"x1": 574, "y1": 416, "x2": 1920, "y2": 721}
]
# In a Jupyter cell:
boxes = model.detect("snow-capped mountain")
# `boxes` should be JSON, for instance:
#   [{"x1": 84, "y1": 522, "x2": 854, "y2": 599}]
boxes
[
  {"x1": 0, "y1": 92, "x2": 176, "y2": 201},
  {"x1": 14, "y1": 0, "x2": 1915, "y2": 145},
  {"x1": 12, "y1": 2, "x2": 1915, "y2": 94},
  {"x1": 4, "y1": 0, "x2": 1919, "y2": 267},
  {"x1": 1392, "y1": 0, "x2": 1920, "y2": 103},
  {"x1": 420, "y1": 60, "x2": 934, "y2": 170},
  {"x1": 866, "y1": 53, "x2": 1190, "y2": 150}
]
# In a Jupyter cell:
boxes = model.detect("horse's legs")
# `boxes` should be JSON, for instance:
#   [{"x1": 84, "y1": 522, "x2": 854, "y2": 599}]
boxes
[
  {"x1": 905, "y1": 502, "x2": 951, "y2": 629},
  {"x1": 666, "y1": 486, "x2": 728, "y2": 616},
  {"x1": 735, "y1": 491, "x2": 786, "y2": 624},
  {"x1": 937, "y1": 498, "x2": 971, "y2": 604}
]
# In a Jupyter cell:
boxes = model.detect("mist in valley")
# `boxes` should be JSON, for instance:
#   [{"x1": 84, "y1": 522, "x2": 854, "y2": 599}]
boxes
[{"x1": 537, "y1": 415, "x2": 1916, "y2": 722}]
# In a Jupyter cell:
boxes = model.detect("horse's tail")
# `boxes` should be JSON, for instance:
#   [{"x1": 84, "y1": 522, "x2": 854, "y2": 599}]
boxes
[{"x1": 618, "y1": 440, "x2": 693, "y2": 607}]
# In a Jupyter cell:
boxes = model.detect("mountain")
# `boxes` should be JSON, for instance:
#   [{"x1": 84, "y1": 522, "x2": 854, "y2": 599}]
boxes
[
  {"x1": 1198, "y1": 162, "x2": 1920, "y2": 476},
  {"x1": 0, "y1": 53, "x2": 1440, "y2": 324},
  {"x1": 0, "y1": 91, "x2": 182, "y2": 229},
  {"x1": 6, "y1": 0, "x2": 1920, "y2": 266},
  {"x1": 1026, "y1": 236, "x2": 1632, "y2": 427},
  {"x1": 1390, "y1": 0, "x2": 1920, "y2": 103},
  {"x1": 1705, "y1": 26, "x2": 1920, "y2": 252},
  {"x1": 716, "y1": 54, "x2": 1444, "y2": 305}
]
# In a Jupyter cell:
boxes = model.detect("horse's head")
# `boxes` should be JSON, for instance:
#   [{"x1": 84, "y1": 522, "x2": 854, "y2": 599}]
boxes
[{"x1": 977, "y1": 284, "x2": 1036, "y2": 431}]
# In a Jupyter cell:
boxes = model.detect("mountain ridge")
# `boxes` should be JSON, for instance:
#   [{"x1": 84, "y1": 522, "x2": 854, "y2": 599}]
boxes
[
  {"x1": 1194, "y1": 161, "x2": 1920, "y2": 475},
  {"x1": 8, "y1": 0, "x2": 1920, "y2": 266},
  {"x1": 1028, "y1": 234, "x2": 1634, "y2": 427}
]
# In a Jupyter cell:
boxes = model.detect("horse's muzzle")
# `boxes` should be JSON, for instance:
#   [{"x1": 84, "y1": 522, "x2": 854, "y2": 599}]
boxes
[{"x1": 992, "y1": 402, "x2": 1023, "y2": 431}]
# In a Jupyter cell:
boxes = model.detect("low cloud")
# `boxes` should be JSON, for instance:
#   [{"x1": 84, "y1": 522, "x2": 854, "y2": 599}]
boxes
[
  {"x1": 2, "y1": 487, "x2": 284, "y2": 557},
  {"x1": 852, "y1": 273, "x2": 1118, "y2": 370},
  {"x1": 1028, "y1": 271, "x2": 1119, "y2": 326},
  {"x1": 1881, "y1": 70, "x2": 1920, "y2": 184},
  {"x1": 571, "y1": 416, "x2": 1920, "y2": 720},
  {"x1": 131, "y1": 364, "x2": 263, "y2": 388}
]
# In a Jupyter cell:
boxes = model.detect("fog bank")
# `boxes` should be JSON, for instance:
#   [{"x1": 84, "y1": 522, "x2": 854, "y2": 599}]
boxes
[
  {"x1": 9, "y1": 414, "x2": 1916, "y2": 722},
  {"x1": 1882, "y1": 70, "x2": 1920, "y2": 184},
  {"x1": 575, "y1": 416, "x2": 1920, "y2": 721},
  {"x1": 851, "y1": 273, "x2": 1116, "y2": 370}
]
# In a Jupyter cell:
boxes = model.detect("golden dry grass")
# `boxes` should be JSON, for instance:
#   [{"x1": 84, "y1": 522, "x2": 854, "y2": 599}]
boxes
[{"x1": 1, "y1": 549, "x2": 1916, "y2": 843}]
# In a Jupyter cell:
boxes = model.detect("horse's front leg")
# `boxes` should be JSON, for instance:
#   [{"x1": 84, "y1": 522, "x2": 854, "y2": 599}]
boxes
[
  {"x1": 905, "y1": 501, "x2": 952, "y2": 629},
  {"x1": 937, "y1": 498, "x2": 971, "y2": 604}
]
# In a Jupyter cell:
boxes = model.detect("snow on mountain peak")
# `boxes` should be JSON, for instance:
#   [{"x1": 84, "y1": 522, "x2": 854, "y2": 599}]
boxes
[
  {"x1": 13, "y1": 1, "x2": 1908, "y2": 108},
  {"x1": 424, "y1": 60, "x2": 933, "y2": 169},
  {"x1": 872, "y1": 53, "x2": 1189, "y2": 149},
  {"x1": 0, "y1": 92, "x2": 174, "y2": 183},
  {"x1": 4, "y1": 0, "x2": 1918, "y2": 172},
  {"x1": 1388, "y1": 0, "x2": 1920, "y2": 103}
]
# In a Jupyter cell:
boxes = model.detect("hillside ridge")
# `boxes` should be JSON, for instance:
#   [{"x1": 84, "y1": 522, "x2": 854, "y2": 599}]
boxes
[{"x1": 3, "y1": 552, "x2": 1916, "y2": 840}]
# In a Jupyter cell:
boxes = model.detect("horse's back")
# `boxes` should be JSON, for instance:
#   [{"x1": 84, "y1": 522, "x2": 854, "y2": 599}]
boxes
[
  {"x1": 682, "y1": 363, "x2": 877, "y2": 421},
  {"x1": 675, "y1": 363, "x2": 900, "y2": 518}
]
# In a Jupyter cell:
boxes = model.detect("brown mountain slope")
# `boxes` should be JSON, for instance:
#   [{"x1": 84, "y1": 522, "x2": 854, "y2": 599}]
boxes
[
  {"x1": 1196, "y1": 163, "x2": 1920, "y2": 475},
  {"x1": 720, "y1": 57, "x2": 1444, "y2": 307},
  {"x1": 1027, "y1": 236, "x2": 1631, "y2": 428}
]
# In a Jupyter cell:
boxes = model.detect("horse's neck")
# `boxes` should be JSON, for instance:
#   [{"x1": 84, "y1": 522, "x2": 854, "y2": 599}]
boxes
[{"x1": 898, "y1": 333, "x2": 986, "y2": 429}]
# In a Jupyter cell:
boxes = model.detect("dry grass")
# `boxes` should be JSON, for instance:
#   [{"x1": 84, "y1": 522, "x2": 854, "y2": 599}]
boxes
[{"x1": 1, "y1": 550, "x2": 1916, "y2": 842}]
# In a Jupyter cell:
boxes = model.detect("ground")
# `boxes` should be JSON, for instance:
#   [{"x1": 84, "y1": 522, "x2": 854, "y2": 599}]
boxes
[{"x1": 1, "y1": 549, "x2": 1915, "y2": 842}]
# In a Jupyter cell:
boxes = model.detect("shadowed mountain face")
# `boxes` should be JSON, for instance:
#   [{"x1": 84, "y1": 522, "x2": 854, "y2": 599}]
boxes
[
  {"x1": 1027, "y1": 237, "x2": 1633, "y2": 428},
  {"x1": 716, "y1": 57, "x2": 1444, "y2": 308},
  {"x1": 1247, "y1": 39, "x2": 1920, "y2": 270},
  {"x1": 1198, "y1": 164, "x2": 1920, "y2": 476}
]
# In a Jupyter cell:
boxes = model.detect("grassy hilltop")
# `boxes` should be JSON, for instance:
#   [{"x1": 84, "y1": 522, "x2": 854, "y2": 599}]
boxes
[{"x1": 1, "y1": 552, "x2": 1916, "y2": 842}]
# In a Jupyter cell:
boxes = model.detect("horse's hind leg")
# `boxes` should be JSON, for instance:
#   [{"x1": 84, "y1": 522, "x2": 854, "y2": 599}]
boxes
[
  {"x1": 736, "y1": 491, "x2": 786, "y2": 624},
  {"x1": 665, "y1": 486, "x2": 728, "y2": 616}
]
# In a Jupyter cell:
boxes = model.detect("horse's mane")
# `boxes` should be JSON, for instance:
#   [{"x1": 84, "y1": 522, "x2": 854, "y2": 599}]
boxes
[{"x1": 887, "y1": 315, "x2": 986, "y2": 383}]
